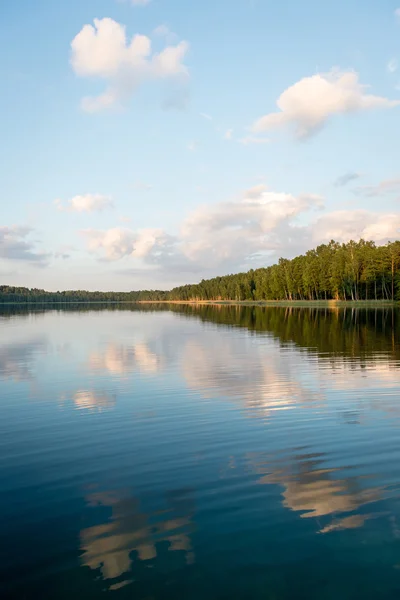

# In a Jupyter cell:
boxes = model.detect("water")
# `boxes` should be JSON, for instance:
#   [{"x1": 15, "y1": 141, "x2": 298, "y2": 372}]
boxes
[{"x1": 1, "y1": 304, "x2": 400, "y2": 599}]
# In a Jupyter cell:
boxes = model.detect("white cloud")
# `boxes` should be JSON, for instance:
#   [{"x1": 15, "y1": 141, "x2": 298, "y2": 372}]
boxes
[
  {"x1": 251, "y1": 69, "x2": 400, "y2": 139},
  {"x1": 239, "y1": 135, "x2": 269, "y2": 145},
  {"x1": 82, "y1": 227, "x2": 173, "y2": 261},
  {"x1": 224, "y1": 128, "x2": 233, "y2": 140},
  {"x1": 71, "y1": 18, "x2": 189, "y2": 112},
  {"x1": 200, "y1": 112, "x2": 212, "y2": 121},
  {"x1": 395, "y1": 8, "x2": 400, "y2": 18},
  {"x1": 187, "y1": 141, "x2": 197, "y2": 151},
  {"x1": 0, "y1": 226, "x2": 50, "y2": 265},
  {"x1": 55, "y1": 194, "x2": 113, "y2": 213},
  {"x1": 81, "y1": 183, "x2": 400, "y2": 276},
  {"x1": 387, "y1": 58, "x2": 398, "y2": 73},
  {"x1": 179, "y1": 187, "x2": 324, "y2": 266},
  {"x1": 310, "y1": 210, "x2": 400, "y2": 245}
]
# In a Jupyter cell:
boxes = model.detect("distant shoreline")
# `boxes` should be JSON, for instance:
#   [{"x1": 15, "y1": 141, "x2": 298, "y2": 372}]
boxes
[
  {"x1": 136, "y1": 300, "x2": 398, "y2": 307},
  {"x1": 0, "y1": 299, "x2": 397, "y2": 307}
]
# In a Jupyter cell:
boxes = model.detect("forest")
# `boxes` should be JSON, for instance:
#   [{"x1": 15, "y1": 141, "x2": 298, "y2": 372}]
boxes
[{"x1": 1, "y1": 239, "x2": 400, "y2": 304}]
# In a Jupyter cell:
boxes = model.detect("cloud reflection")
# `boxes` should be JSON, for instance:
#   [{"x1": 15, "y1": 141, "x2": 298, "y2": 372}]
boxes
[
  {"x1": 73, "y1": 390, "x2": 116, "y2": 412},
  {"x1": 249, "y1": 452, "x2": 383, "y2": 533},
  {"x1": 89, "y1": 341, "x2": 162, "y2": 375},
  {"x1": 182, "y1": 332, "x2": 323, "y2": 418},
  {"x1": 0, "y1": 336, "x2": 48, "y2": 381},
  {"x1": 80, "y1": 489, "x2": 195, "y2": 590}
]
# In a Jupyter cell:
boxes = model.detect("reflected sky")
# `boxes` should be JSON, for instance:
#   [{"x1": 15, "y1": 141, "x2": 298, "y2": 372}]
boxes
[
  {"x1": 80, "y1": 488, "x2": 195, "y2": 590},
  {"x1": 89, "y1": 341, "x2": 163, "y2": 376},
  {"x1": 71, "y1": 390, "x2": 117, "y2": 412},
  {"x1": 2, "y1": 306, "x2": 400, "y2": 599},
  {"x1": 248, "y1": 451, "x2": 384, "y2": 534},
  {"x1": 0, "y1": 336, "x2": 48, "y2": 381}
]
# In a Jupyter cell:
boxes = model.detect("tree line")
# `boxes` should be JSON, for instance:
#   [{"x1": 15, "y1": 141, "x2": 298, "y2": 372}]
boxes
[
  {"x1": 168, "y1": 240, "x2": 400, "y2": 302},
  {"x1": 1, "y1": 239, "x2": 400, "y2": 304},
  {"x1": 0, "y1": 288, "x2": 167, "y2": 304}
]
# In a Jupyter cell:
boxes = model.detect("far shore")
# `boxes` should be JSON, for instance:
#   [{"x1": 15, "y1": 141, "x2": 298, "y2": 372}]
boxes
[
  {"x1": 0, "y1": 299, "x2": 398, "y2": 308},
  {"x1": 137, "y1": 299, "x2": 398, "y2": 307}
]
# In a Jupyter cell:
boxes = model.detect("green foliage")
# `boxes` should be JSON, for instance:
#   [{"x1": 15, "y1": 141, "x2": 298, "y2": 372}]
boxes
[
  {"x1": 1, "y1": 239, "x2": 400, "y2": 303},
  {"x1": 0, "y1": 286, "x2": 168, "y2": 304},
  {"x1": 166, "y1": 240, "x2": 400, "y2": 302}
]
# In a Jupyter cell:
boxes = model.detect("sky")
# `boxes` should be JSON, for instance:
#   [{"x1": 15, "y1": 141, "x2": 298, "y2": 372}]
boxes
[{"x1": 1, "y1": 0, "x2": 400, "y2": 292}]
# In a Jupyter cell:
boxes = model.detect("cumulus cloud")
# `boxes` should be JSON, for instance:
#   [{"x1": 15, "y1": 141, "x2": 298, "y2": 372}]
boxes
[
  {"x1": 179, "y1": 187, "x2": 324, "y2": 266},
  {"x1": 310, "y1": 210, "x2": 400, "y2": 245},
  {"x1": 81, "y1": 183, "x2": 400, "y2": 276},
  {"x1": 334, "y1": 171, "x2": 360, "y2": 187},
  {"x1": 0, "y1": 226, "x2": 49, "y2": 266},
  {"x1": 251, "y1": 69, "x2": 400, "y2": 139},
  {"x1": 82, "y1": 227, "x2": 175, "y2": 261},
  {"x1": 71, "y1": 18, "x2": 189, "y2": 112},
  {"x1": 54, "y1": 194, "x2": 113, "y2": 213},
  {"x1": 353, "y1": 178, "x2": 400, "y2": 197}
]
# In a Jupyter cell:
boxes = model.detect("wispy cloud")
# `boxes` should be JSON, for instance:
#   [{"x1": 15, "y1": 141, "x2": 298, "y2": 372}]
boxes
[
  {"x1": 120, "y1": 0, "x2": 151, "y2": 6},
  {"x1": 224, "y1": 128, "x2": 233, "y2": 140},
  {"x1": 152, "y1": 25, "x2": 178, "y2": 44},
  {"x1": 200, "y1": 112, "x2": 212, "y2": 121},
  {"x1": 239, "y1": 136, "x2": 269, "y2": 145},
  {"x1": 353, "y1": 178, "x2": 400, "y2": 197},
  {"x1": 387, "y1": 58, "x2": 398, "y2": 73},
  {"x1": 132, "y1": 181, "x2": 153, "y2": 191},
  {"x1": 334, "y1": 172, "x2": 360, "y2": 187}
]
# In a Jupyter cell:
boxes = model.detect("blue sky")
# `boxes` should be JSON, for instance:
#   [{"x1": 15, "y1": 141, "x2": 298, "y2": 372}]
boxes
[{"x1": 1, "y1": 0, "x2": 400, "y2": 291}]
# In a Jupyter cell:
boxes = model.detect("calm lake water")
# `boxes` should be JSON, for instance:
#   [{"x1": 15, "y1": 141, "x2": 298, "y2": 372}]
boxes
[{"x1": 1, "y1": 304, "x2": 400, "y2": 599}]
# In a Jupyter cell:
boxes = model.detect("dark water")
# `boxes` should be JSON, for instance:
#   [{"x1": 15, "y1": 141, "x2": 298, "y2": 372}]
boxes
[{"x1": 1, "y1": 304, "x2": 400, "y2": 599}]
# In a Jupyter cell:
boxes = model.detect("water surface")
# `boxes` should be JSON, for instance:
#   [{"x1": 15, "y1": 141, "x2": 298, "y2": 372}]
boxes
[{"x1": 1, "y1": 304, "x2": 400, "y2": 599}]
